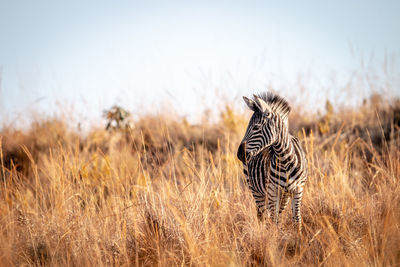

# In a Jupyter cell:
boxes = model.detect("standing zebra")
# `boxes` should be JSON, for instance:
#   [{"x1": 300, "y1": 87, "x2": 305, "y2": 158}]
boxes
[{"x1": 237, "y1": 92, "x2": 308, "y2": 230}]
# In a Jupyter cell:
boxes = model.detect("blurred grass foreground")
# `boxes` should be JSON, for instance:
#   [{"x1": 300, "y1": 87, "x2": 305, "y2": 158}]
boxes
[{"x1": 0, "y1": 90, "x2": 400, "y2": 266}]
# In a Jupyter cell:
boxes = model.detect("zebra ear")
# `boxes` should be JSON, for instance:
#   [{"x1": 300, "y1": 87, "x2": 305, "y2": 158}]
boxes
[
  {"x1": 253, "y1": 95, "x2": 272, "y2": 114},
  {"x1": 243, "y1": 96, "x2": 258, "y2": 111}
]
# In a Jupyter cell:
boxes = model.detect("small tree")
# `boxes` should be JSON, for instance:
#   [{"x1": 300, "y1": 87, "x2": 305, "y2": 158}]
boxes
[{"x1": 103, "y1": 105, "x2": 131, "y2": 130}]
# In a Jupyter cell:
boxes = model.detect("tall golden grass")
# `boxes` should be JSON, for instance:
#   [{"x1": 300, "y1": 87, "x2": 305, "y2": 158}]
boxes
[{"x1": 0, "y1": 94, "x2": 399, "y2": 266}]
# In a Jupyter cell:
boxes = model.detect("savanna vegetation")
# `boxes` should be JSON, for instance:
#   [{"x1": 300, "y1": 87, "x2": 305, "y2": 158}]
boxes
[{"x1": 0, "y1": 92, "x2": 399, "y2": 266}]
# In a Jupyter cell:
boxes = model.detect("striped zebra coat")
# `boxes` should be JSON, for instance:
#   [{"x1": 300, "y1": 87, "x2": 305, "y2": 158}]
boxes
[{"x1": 237, "y1": 92, "x2": 308, "y2": 228}]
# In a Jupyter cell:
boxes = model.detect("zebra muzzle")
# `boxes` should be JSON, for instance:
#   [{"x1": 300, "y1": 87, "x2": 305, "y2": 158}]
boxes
[{"x1": 237, "y1": 142, "x2": 250, "y2": 163}]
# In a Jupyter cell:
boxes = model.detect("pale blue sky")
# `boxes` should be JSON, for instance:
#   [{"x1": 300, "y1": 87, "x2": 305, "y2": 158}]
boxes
[{"x1": 0, "y1": 0, "x2": 399, "y2": 125}]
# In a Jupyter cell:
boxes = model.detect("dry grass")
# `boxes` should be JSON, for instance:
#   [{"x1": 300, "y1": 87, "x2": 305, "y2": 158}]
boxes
[{"x1": 0, "y1": 94, "x2": 399, "y2": 266}]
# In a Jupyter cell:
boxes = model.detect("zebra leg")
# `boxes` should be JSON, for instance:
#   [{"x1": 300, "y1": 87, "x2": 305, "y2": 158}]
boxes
[
  {"x1": 279, "y1": 192, "x2": 290, "y2": 215},
  {"x1": 291, "y1": 187, "x2": 304, "y2": 232},
  {"x1": 251, "y1": 191, "x2": 266, "y2": 220},
  {"x1": 267, "y1": 183, "x2": 281, "y2": 224}
]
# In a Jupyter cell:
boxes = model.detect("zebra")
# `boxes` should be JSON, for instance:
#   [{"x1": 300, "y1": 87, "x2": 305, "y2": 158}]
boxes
[{"x1": 237, "y1": 92, "x2": 308, "y2": 230}]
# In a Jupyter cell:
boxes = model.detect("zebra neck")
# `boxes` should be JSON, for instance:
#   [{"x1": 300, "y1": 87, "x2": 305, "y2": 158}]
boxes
[{"x1": 271, "y1": 134, "x2": 294, "y2": 165}]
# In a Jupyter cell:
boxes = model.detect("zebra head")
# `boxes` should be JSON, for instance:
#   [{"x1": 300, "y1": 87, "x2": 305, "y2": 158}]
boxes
[{"x1": 237, "y1": 93, "x2": 290, "y2": 163}]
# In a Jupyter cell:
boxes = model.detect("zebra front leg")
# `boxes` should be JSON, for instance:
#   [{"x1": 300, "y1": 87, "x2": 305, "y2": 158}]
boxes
[
  {"x1": 279, "y1": 192, "x2": 290, "y2": 215},
  {"x1": 267, "y1": 183, "x2": 282, "y2": 224},
  {"x1": 291, "y1": 187, "x2": 304, "y2": 232},
  {"x1": 251, "y1": 191, "x2": 266, "y2": 220}
]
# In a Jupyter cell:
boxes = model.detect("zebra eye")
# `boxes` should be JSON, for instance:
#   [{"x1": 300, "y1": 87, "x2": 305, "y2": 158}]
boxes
[{"x1": 253, "y1": 124, "x2": 262, "y2": 129}]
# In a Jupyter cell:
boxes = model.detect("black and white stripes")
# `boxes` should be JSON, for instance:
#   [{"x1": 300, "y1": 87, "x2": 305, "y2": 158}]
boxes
[{"x1": 237, "y1": 92, "x2": 308, "y2": 228}]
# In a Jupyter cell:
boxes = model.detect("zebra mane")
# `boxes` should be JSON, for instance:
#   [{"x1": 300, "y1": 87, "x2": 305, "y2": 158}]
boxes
[{"x1": 256, "y1": 92, "x2": 291, "y2": 119}]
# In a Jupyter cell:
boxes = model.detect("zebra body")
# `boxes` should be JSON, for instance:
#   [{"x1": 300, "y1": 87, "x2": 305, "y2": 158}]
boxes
[{"x1": 237, "y1": 92, "x2": 308, "y2": 226}]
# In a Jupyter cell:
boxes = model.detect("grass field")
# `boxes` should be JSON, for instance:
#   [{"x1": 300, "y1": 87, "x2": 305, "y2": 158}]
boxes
[{"x1": 0, "y1": 93, "x2": 399, "y2": 266}]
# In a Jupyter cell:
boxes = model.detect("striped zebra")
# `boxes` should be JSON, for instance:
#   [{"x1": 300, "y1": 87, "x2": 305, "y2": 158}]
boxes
[{"x1": 237, "y1": 92, "x2": 308, "y2": 230}]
